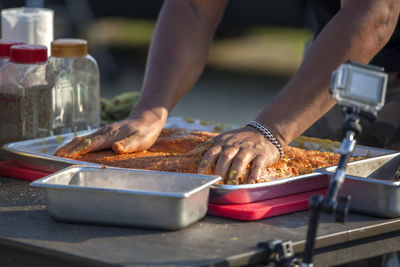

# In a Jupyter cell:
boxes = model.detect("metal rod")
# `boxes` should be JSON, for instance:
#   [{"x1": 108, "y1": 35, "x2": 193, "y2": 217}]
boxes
[
  {"x1": 302, "y1": 194, "x2": 323, "y2": 265},
  {"x1": 324, "y1": 131, "x2": 355, "y2": 209}
]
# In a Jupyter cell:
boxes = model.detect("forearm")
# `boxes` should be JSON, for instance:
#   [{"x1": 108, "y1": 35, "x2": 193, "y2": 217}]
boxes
[
  {"x1": 133, "y1": 0, "x2": 227, "y2": 122},
  {"x1": 256, "y1": 0, "x2": 400, "y2": 147}
]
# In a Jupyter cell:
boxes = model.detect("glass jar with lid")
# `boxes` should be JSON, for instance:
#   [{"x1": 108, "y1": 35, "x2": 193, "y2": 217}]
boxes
[
  {"x1": 0, "y1": 44, "x2": 49, "y2": 159},
  {"x1": 47, "y1": 38, "x2": 100, "y2": 134},
  {"x1": 0, "y1": 39, "x2": 25, "y2": 66}
]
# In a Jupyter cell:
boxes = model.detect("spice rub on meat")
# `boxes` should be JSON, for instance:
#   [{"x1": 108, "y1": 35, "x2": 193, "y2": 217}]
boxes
[{"x1": 58, "y1": 128, "x2": 345, "y2": 185}]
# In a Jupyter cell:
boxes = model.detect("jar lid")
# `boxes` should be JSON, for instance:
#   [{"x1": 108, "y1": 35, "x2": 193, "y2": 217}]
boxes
[
  {"x1": 10, "y1": 44, "x2": 48, "y2": 63},
  {"x1": 0, "y1": 39, "x2": 26, "y2": 57},
  {"x1": 51, "y1": 39, "x2": 87, "y2": 57}
]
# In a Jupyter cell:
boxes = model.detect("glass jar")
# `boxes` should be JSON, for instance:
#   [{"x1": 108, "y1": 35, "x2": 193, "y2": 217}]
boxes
[
  {"x1": 0, "y1": 44, "x2": 49, "y2": 159},
  {"x1": 47, "y1": 38, "x2": 100, "y2": 134},
  {"x1": 0, "y1": 39, "x2": 26, "y2": 66}
]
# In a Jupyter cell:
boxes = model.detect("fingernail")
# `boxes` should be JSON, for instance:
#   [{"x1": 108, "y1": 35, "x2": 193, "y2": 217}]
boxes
[
  {"x1": 199, "y1": 159, "x2": 209, "y2": 167},
  {"x1": 228, "y1": 169, "x2": 237, "y2": 179},
  {"x1": 198, "y1": 166, "x2": 209, "y2": 174},
  {"x1": 70, "y1": 139, "x2": 92, "y2": 154}
]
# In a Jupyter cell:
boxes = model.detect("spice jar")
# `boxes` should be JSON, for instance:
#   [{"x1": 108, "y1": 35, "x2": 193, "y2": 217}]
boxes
[
  {"x1": 0, "y1": 44, "x2": 50, "y2": 159},
  {"x1": 47, "y1": 39, "x2": 100, "y2": 134},
  {"x1": 0, "y1": 39, "x2": 25, "y2": 66}
]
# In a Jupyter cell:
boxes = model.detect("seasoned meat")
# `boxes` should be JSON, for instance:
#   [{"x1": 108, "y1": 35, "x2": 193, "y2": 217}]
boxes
[
  {"x1": 148, "y1": 128, "x2": 219, "y2": 153},
  {"x1": 59, "y1": 128, "x2": 347, "y2": 184}
]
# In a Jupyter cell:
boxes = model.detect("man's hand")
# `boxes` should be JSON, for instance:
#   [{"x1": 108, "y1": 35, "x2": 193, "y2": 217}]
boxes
[
  {"x1": 54, "y1": 110, "x2": 166, "y2": 159},
  {"x1": 197, "y1": 126, "x2": 281, "y2": 184}
]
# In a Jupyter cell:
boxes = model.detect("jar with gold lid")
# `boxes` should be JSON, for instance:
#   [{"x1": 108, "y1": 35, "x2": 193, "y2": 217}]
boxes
[{"x1": 47, "y1": 38, "x2": 100, "y2": 134}]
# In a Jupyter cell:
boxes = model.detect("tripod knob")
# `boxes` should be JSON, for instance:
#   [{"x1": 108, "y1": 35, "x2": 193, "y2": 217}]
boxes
[{"x1": 335, "y1": 195, "x2": 351, "y2": 223}]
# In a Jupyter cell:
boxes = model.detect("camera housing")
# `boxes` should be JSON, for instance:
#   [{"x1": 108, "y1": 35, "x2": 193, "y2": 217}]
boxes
[{"x1": 330, "y1": 61, "x2": 388, "y2": 115}]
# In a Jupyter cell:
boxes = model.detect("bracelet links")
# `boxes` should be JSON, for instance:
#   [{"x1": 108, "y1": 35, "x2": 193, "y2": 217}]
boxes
[{"x1": 246, "y1": 120, "x2": 284, "y2": 159}]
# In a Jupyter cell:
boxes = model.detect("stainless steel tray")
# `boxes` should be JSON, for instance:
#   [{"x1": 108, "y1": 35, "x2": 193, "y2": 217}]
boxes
[
  {"x1": 3, "y1": 130, "x2": 97, "y2": 172},
  {"x1": 3, "y1": 127, "x2": 396, "y2": 204},
  {"x1": 31, "y1": 166, "x2": 222, "y2": 230},
  {"x1": 316, "y1": 152, "x2": 400, "y2": 218},
  {"x1": 209, "y1": 172, "x2": 330, "y2": 203},
  {"x1": 2, "y1": 117, "x2": 234, "y2": 172},
  {"x1": 209, "y1": 139, "x2": 396, "y2": 204}
]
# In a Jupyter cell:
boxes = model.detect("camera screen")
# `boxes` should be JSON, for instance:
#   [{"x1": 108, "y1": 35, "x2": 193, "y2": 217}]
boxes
[{"x1": 349, "y1": 72, "x2": 383, "y2": 103}]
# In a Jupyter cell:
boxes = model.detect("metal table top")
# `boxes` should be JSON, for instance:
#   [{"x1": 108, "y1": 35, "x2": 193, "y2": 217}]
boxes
[{"x1": 2, "y1": 175, "x2": 400, "y2": 267}]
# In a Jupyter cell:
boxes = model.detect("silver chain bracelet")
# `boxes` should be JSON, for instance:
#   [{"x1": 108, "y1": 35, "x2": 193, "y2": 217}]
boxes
[{"x1": 246, "y1": 120, "x2": 284, "y2": 159}]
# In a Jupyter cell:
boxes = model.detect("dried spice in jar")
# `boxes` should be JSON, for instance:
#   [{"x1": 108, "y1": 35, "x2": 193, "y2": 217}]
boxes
[{"x1": 0, "y1": 44, "x2": 50, "y2": 159}]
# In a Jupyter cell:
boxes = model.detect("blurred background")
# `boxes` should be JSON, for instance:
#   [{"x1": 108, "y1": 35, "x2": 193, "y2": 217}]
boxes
[{"x1": 0, "y1": 0, "x2": 316, "y2": 126}]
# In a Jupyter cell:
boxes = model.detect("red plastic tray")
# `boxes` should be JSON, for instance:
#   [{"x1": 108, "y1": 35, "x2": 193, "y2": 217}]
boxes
[
  {"x1": 0, "y1": 160, "x2": 52, "y2": 181},
  {"x1": 207, "y1": 189, "x2": 327, "y2": 221}
]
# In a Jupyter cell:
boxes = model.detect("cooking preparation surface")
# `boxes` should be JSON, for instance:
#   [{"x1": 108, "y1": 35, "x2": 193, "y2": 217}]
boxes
[{"x1": 3, "y1": 175, "x2": 400, "y2": 267}]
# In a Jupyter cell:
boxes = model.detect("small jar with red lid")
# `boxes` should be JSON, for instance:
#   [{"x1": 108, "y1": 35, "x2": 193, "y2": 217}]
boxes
[
  {"x1": 0, "y1": 39, "x2": 26, "y2": 66},
  {"x1": 0, "y1": 44, "x2": 51, "y2": 158}
]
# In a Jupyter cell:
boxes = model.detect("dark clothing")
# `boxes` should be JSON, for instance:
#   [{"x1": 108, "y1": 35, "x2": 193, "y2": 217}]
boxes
[
  {"x1": 304, "y1": 1, "x2": 400, "y2": 150},
  {"x1": 305, "y1": 3, "x2": 400, "y2": 265},
  {"x1": 304, "y1": 73, "x2": 400, "y2": 150},
  {"x1": 310, "y1": 0, "x2": 400, "y2": 72}
]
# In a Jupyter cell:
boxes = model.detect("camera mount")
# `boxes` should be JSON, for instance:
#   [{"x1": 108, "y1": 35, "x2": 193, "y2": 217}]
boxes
[{"x1": 258, "y1": 61, "x2": 388, "y2": 267}]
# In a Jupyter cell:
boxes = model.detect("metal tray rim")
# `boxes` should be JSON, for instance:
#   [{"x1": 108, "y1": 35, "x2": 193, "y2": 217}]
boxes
[
  {"x1": 4, "y1": 130, "x2": 397, "y2": 190},
  {"x1": 315, "y1": 152, "x2": 400, "y2": 186},
  {"x1": 31, "y1": 166, "x2": 222, "y2": 198},
  {"x1": 210, "y1": 172, "x2": 324, "y2": 190},
  {"x1": 4, "y1": 134, "x2": 324, "y2": 190},
  {"x1": 3, "y1": 131, "x2": 99, "y2": 167},
  {"x1": 317, "y1": 168, "x2": 400, "y2": 186}
]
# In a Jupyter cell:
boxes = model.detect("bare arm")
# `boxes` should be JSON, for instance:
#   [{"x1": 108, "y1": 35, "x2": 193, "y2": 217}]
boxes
[
  {"x1": 199, "y1": 0, "x2": 400, "y2": 183},
  {"x1": 55, "y1": 0, "x2": 227, "y2": 158},
  {"x1": 257, "y1": 0, "x2": 400, "y2": 147},
  {"x1": 135, "y1": 0, "x2": 228, "y2": 114}
]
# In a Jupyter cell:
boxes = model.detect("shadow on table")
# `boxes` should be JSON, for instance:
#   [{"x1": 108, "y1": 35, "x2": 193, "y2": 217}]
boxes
[
  {"x1": 0, "y1": 209, "x2": 313, "y2": 243},
  {"x1": 1, "y1": 206, "x2": 382, "y2": 242},
  {"x1": 0, "y1": 208, "x2": 163, "y2": 242}
]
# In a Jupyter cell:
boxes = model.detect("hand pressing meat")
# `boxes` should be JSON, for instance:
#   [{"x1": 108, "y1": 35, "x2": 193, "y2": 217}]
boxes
[
  {"x1": 54, "y1": 108, "x2": 167, "y2": 159},
  {"x1": 58, "y1": 128, "x2": 348, "y2": 185}
]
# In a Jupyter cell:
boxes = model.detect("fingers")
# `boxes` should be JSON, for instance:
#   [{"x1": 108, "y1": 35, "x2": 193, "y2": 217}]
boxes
[
  {"x1": 54, "y1": 125, "x2": 127, "y2": 159},
  {"x1": 54, "y1": 130, "x2": 100, "y2": 157},
  {"x1": 226, "y1": 151, "x2": 253, "y2": 185},
  {"x1": 197, "y1": 145, "x2": 222, "y2": 174},
  {"x1": 64, "y1": 134, "x2": 115, "y2": 159},
  {"x1": 198, "y1": 145, "x2": 277, "y2": 184},
  {"x1": 112, "y1": 132, "x2": 143, "y2": 153},
  {"x1": 198, "y1": 145, "x2": 254, "y2": 185},
  {"x1": 54, "y1": 136, "x2": 85, "y2": 157},
  {"x1": 214, "y1": 147, "x2": 239, "y2": 180},
  {"x1": 112, "y1": 122, "x2": 164, "y2": 153},
  {"x1": 54, "y1": 113, "x2": 166, "y2": 158},
  {"x1": 246, "y1": 155, "x2": 268, "y2": 184}
]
